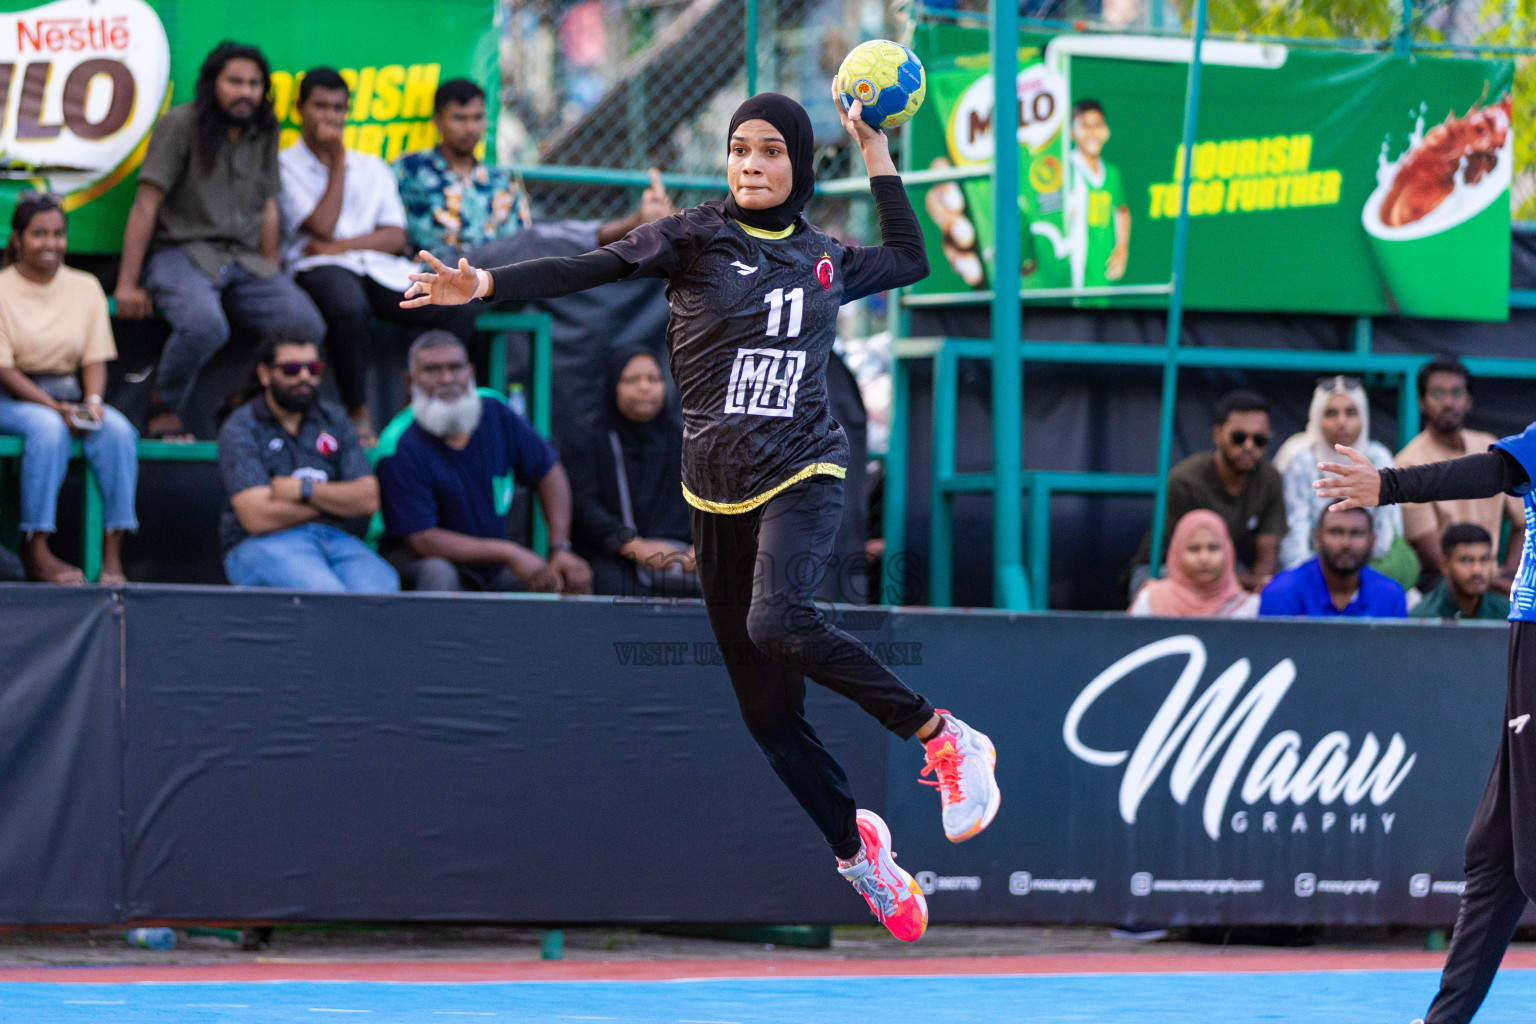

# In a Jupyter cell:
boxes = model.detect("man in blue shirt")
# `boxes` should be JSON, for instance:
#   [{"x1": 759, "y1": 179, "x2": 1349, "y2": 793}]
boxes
[
  {"x1": 1259, "y1": 504, "x2": 1407, "y2": 618},
  {"x1": 1316, "y1": 423, "x2": 1536, "y2": 1024},
  {"x1": 376, "y1": 331, "x2": 591, "y2": 593}
]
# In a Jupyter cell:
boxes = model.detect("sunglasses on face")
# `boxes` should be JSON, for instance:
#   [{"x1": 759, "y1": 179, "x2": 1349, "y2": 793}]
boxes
[
  {"x1": 1427, "y1": 386, "x2": 1469, "y2": 401},
  {"x1": 1317, "y1": 375, "x2": 1361, "y2": 390},
  {"x1": 272, "y1": 360, "x2": 324, "y2": 378},
  {"x1": 1228, "y1": 430, "x2": 1270, "y2": 448}
]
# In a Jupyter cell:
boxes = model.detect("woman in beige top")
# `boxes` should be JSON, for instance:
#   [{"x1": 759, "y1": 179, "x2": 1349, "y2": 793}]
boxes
[{"x1": 0, "y1": 193, "x2": 138, "y2": 583}]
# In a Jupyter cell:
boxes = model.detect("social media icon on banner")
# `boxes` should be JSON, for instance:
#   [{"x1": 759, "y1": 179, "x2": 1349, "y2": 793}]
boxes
[
  {"x1": 1410, "y1": 874, "x2": 1432, "y2": 898},
  {"x1": 1294, "y1": 873, "x2": 1317, "y2": 897},
  {"x1": 1130, "y1": 872, "x2": 1152, "y2": 896},
  {"x1": 1009, "y1": 872, "x2": 1032, "y2": 896}
]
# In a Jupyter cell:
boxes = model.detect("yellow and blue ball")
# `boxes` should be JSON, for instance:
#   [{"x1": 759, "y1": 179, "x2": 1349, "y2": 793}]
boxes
[{"x1": 836, "y1": 39, "x2": 926, "y2": 131}]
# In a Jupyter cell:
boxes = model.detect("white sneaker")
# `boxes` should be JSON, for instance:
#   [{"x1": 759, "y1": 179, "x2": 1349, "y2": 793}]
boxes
[
  {"x1": 920, "y1": 710, "x2": 1000, "y2": 842},
  {"x1": 837, "y1": 810, "x2": 928, "y2": 942}
]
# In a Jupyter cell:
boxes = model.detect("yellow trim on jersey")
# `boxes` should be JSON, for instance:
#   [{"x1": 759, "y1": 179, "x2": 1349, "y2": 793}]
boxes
[
  {"x1": 736, "y1": 221, "x2": 796, "y2": 240},
  {"x1": 684, "y1": 462, "x2": 846, "y2": 514}
]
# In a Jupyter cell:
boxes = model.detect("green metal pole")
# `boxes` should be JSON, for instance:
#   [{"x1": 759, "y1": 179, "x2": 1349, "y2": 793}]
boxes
[
  {"x1": 930, "y1": 344, "x2": 958, "y2": 607},
  {"x1": 1397, "y1": 0, "x2": 1413, "y2": 55},
  {"x1": 883, "y1": 354, "x2": 910, "y2": 605},
  {"x1": 533, "y1": 316, "x2": 552, "y2": 558},
  {"x1": 82, "y1": 457, "x2": 102, "y2": 583},
  {"x1": 880, "y1": 113, "x2": 915, "y2": 607},
  {"x1": 991, "y1": 0, "x2": 1028, "y2": 610},
  {"x1": 745, "y1": 0, "x2": 758, "y2": 97},
  {"x1": 1148, "y1": 0, "x2": 1207, "y2": 578}
]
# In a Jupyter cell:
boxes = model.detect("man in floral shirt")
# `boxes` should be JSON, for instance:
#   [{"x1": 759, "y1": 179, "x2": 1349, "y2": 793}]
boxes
[{"x1": 394, "y1": 79, "x2": 671, "y2": 270}]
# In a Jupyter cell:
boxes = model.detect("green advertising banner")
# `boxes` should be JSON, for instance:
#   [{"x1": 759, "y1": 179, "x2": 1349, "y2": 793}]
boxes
[
  {"x1": 910, "y1": 25, "x2": 1515, "y2": 320},
  {"x1": 1, "y1": 0, "x2": 497, "y2": 251}
]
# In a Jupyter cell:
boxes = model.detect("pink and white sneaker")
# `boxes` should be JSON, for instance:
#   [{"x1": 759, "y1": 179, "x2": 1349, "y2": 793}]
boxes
[
  {"x1": 837, "y1": 809, "x2": 928, "y2": 942},
  {"x1": 920, "y1": 710, "x2": 1000, "y2": 842}
]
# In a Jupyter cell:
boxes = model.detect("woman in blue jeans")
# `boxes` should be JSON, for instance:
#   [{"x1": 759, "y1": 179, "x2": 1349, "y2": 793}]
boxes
[{"x1": 0, "y1": 193, "x2": 137, "y2": 583}]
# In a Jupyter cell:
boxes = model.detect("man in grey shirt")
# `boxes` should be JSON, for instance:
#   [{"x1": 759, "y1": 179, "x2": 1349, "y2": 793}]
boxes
[{"x1": 114, "y1": 42, "x2": 325, "y2": 440}]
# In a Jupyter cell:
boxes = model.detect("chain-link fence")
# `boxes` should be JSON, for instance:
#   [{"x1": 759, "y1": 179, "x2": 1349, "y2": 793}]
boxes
[
  {"x1": 496, "y1": 0, "x2": 903, "y2": 226},
  {"x1": 496, "y1": 2, "x2": 1536, "y2": 220}
]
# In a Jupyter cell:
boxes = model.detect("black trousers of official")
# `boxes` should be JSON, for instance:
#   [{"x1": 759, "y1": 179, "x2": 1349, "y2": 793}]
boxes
[
  {"x1": 1425, "y1": 621, "x2": 1536, "y2": 1024},
  {"x1": 295, "y1": 266, "x2": 479, "y2": 413},
  {"x1": 691, "y1": 475, "x2": 935, "y2": 861}
]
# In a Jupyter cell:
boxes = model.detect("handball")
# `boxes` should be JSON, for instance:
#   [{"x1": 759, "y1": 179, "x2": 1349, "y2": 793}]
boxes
[{"x1": 836, "y1": 39, "x2": 926, "y2": 130}]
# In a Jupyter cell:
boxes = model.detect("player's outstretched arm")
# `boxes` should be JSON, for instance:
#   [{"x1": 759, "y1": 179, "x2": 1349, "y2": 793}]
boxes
[
  {"x1": 401, "y1": 248, "x2": 634, "y2": 309},
  {"x1": 1316, "y1": 442, "x2": 1527, "y2": 510}
]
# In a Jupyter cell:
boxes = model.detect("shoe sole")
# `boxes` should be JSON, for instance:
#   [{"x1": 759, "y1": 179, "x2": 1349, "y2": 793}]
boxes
[
  {"x1": 946, "y1": 734, "x2": 1000, "y2": 843},
  {"x1": 857, "y1": 810, "x2": 928, "y2": 941}
]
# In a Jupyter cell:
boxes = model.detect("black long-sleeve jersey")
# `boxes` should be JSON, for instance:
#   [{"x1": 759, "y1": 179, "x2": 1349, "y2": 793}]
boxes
[{"x1": 489, "y1": 175, "x2": 927, "y2": 513}]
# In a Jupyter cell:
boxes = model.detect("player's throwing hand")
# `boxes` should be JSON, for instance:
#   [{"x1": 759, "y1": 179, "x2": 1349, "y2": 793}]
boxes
[
  {"x1": 401, "y1": 250, "x2": 487, "y2": 308},
  {"x1": 1313, "y1": 443, "x2": 1382, "y2": 510}
]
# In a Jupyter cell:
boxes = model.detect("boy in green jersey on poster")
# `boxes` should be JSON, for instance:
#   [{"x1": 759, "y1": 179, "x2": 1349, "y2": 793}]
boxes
[{"x1": 1067, "y1": 99, "x2": 1130, "y2": 290}]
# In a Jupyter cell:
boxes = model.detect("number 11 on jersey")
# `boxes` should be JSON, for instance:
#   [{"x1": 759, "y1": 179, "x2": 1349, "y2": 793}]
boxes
[{"x1": 764, "y1": 287, "x2": 804, "y2": 338}]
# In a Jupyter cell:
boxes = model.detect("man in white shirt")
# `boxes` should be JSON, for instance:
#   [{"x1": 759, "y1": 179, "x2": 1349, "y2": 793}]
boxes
[{"x1": 280, "y1": 67, "x2": 476, "y2": 444}]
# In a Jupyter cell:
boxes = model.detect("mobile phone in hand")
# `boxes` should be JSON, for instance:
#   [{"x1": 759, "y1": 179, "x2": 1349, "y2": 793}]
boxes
[{"x1": 68, "y1": 406, "x2": 103, "y2": 431}]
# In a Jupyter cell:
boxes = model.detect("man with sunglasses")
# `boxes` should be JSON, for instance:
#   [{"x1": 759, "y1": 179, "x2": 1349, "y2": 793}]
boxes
[
  {"x1": 1127, "y1": 389, "x2": 1286, "y2": 599},
  {"x1": 217, "y1": 336, "x2": 397, "y2": 591},
  {"x1": 1396, "y1": 358, "x2": 1525, "y2": 596}
]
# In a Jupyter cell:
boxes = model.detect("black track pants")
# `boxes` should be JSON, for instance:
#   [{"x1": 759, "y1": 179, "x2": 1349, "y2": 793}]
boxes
[
  {"x1": 1425, "y1": 621, "x2": 1536, "y2": 1024},
  {"x1": 691, "y1": 475, "x2": 935, "y2": 860}
]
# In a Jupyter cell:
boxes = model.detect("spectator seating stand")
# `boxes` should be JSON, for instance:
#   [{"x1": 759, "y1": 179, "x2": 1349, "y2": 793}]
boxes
[
  {"x1": 891, "y1": 309, "x2": 1536, "y2": 610},
  {"x1": 0, "y1": 309, "x2": 554, "y2": 582}
]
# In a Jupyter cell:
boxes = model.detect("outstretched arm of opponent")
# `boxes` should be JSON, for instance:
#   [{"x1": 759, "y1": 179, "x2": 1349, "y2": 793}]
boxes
[
  {"x1": 1314, "y1": 443, "x2": 1528, "y2": 510},
  {"x1": 400, "y1": 248, "x2": 633, "y2": 308}
]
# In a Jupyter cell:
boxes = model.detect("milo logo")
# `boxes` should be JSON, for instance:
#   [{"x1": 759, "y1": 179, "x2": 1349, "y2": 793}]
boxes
[{"x1": 1, "y1": 0, "x2": 170, "y2": 198}]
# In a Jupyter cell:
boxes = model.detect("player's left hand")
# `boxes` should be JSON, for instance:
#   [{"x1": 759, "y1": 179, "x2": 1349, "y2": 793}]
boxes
[
  {"x1": 1313, "y1": 444, "x2": 1382, "y2": 510},
  {"x1": 833, "y1": 77, "x2": 887, "y2": 152},
  {"x1": 549, "y1": 549, "x2": 593, "y2": 595},
  {"x1": 402, "y1": 251, "x2": 484, "y2": 308}
]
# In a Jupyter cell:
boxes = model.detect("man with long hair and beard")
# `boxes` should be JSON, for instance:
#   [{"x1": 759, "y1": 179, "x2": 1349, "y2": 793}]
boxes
[{"x1": 116, "y1": 41, "x2": 326, "y2": 441}]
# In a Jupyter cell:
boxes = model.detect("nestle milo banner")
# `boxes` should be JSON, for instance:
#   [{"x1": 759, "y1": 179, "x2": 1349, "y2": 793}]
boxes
[
  {"x1": 0, "y1": 0, "x2": 496, "y2": 251},
  {"x1": 910, "y1": 25, "x2": 1515, "y2": 319},
  {"x1": 885, "y1": 614, "x2": 1511, "y2": 926}
]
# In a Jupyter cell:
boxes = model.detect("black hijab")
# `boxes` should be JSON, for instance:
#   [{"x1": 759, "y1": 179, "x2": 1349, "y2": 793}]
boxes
[
  {"x1": 605, "y1": 345, "x2": 686, "y2": 540},
  {"x1": 724, "y1": 92, "x2": 816, "y2": 233}
]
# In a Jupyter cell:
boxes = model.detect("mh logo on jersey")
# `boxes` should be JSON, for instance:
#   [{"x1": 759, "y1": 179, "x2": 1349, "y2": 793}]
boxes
[
  {"x1": 725, "y1": 347, "x2": 806, "y2": 418},
  {"x1": 816, "y1": 253, "x2": 834, "y2": 290}
]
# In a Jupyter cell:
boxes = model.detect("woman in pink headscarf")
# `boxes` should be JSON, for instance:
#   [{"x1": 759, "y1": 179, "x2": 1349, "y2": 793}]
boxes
[{"x1": 1129, "y1": 509, "x2": 1260, "y2": 618}]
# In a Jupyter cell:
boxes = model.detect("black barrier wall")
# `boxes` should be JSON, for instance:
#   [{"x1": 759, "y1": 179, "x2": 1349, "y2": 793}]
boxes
[
  {"x1": 0, "y1": 584, "x2": 1516, "y2": 926},
  {"x1": 0, "y1": 587, "x2": 121, "y2": 923}
]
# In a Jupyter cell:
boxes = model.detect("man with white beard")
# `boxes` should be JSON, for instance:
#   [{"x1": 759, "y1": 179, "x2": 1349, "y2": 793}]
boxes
[{"x1": 376, "y1": 331, "x2": 592, "y2": 593}]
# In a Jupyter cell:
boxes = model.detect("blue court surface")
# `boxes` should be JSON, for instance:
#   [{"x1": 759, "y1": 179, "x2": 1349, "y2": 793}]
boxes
[{"x1": 1, "y1": 970, "x2": 1533, "y2": 1024}]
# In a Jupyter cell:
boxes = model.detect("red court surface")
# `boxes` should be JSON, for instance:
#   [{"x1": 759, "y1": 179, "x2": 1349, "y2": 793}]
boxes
[{"x1": 2, "y1": 948, "x2": 1528, "y2": 983}]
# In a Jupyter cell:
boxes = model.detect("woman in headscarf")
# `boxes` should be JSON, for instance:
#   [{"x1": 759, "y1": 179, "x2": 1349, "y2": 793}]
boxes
[
  {"x1": 565, "y1": 344, "x2": 695, "y2": 597},
  {"x1": 1129, "y1": 509, "x2": 1259, "y2": 618},
  {"x1": 1275, "y1": 376, "x2": 1410, "y2": 585},
  {"x1": 401, "y1": 87, "x2": 998, "y2": 942}
]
